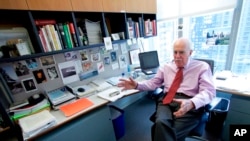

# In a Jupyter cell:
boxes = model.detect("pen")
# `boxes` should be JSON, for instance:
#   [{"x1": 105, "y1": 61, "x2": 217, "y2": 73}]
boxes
[{"x1": 109, "y1": 91, "x2": 120, "y2": 97}]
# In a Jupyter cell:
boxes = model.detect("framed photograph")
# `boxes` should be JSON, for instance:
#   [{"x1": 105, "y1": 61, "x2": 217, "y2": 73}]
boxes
[
  {"x1": 64, "y1": 51, "x2": 78, "y2": 61},
  {"x1": 79, "y1": 50, "x2": 89, "y2": 62},
  {"x1": 22, "y1": 78, "x2": 37, "y2": 92},
  {"x1": 33, "y1": 69, "x2": 47, "y2": 84},
  {"x1": 13, "y1": 61, "x2": 30, "y2": 76},
  {"x1": 40, "y1": 55, "x2": 55, "y2": 66},
  {"x1": 46, "y1": 66, "x2": 59, "y2": 80},
  {"x1": 129, "y1": 49, "x2": 140, "y2": 65},
  {"x1": 25, "y1": 58, "x2": 38, "y2": 69}
]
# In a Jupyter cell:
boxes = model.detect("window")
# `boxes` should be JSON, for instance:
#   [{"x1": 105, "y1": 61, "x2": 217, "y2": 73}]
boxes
[
  {"x1": 231, "y1": 0, "x2": 250, "y2": 75},
  {"x1": 182, "y1": 9, "x2": 234, "y2": 72}
]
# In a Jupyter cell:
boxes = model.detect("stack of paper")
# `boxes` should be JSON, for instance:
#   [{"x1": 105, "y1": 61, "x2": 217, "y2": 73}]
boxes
[
  {"x1": 18, "y1": 110, "x2": 57, "y2": 140},
  {"x1": 85, "y1": 19, "x2": 103, "y2": 45},
  {"x1": 10, "y1": 98, "x2": 50, "y2": 121}
]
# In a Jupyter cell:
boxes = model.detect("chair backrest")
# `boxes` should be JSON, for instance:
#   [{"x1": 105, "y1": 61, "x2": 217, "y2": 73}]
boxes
[{"x1": 194, "y1": 58, "x2": 214, "y2": 74}]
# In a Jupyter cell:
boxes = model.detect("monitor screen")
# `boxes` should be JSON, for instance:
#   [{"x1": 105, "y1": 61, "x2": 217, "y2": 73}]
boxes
[{"x1": 139, "y1": 51, "x2": 159, "y2": 69}]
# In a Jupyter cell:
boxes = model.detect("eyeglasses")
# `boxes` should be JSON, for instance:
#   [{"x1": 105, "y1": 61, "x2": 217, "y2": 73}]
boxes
[{"x1": 173, "y1": 51, "x2": 185, "y2": 55}]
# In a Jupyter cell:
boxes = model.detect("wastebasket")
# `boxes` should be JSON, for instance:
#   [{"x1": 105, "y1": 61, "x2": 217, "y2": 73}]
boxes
[
  {"x1": 109, "y1": 105, "x2": 125, "y2": 140},
  {"x1": 206, "y1": 98, "x2": 230, "y2": 137}
]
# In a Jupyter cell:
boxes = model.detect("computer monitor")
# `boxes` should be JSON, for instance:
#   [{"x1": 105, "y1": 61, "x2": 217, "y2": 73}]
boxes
[{"x1": 139, "y1": 51, "x2": 160, "y2": 75}]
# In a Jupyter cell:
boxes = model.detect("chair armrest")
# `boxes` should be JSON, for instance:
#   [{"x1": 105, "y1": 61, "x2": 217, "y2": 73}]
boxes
[{"x1": 205, "y1": 97, "x2": 222, "y2": 111}]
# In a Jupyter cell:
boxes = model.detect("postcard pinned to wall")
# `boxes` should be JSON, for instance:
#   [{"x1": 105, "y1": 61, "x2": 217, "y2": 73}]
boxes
[{"x1": 58, "y1": 60, "x2": 79, "y2": 85}]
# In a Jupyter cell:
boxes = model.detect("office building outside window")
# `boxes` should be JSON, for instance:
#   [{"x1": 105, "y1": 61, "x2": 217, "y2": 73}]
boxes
[
  {"x1": 231, "y1": 0, "x2": 250, "y2": 75},
  {"x1": 182, "y1": 10, "x2": 234, "y2": 72}
]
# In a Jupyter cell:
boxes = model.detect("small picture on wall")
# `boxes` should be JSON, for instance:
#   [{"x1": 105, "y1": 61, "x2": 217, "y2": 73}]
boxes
[
  {"x1": 0, "y1": 65, "x2": 24, "y2": 94},
  {"x1": 91, "y1": 52, "x2": 101, "y2": 62},
  {"x1": 13, "y1": 61, "x2": 29, "y2": 76},
  {"x1": 46, "y1": 66, "x2": 59, "y2": 80},
  {"x1": 22, "y1": 78, "x2": 37, "y2": 92},
  {"x1": 129, "y1": 49, "x2": 140, "y2": 65},
  {"x1": 40, "y1": 56, "x2": 55, "y2": 66},
  {"x1": 64, "y1": 51, "x2": 78, "y2": 61},
  {"x1": 79, "y1": 50, "x2": 89, "y2": 62},
  {"x1": 33, "y1": 69, "x2": 47, "y2": 84},
  {"x1": 118, "y1": 54, "x2": 127, "y2": 69},
  {"x1": 110, "y1": 51, "x2": 117, "y2": 62},
  {"x1": 25, "y1": 58, "x2": 38, "y2": 69},
  {"x1": 104, "y1": 56, "x2": 110, "y2": 65}
]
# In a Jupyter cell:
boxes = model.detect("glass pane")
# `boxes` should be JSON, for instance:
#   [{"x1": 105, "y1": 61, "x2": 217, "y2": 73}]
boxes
[
  {"x1": 231, "y1": 0, "x2": 250, "y2": 75},
  {"x1": 155, "y1": 20, "x2": 178, "y2": 64},
  {"x1": 182, "y1": 10, "x2": 234, "y2": 72}
]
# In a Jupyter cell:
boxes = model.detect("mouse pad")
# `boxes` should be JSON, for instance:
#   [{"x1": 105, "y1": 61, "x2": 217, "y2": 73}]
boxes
[{"x1": 59, "y1": 98, "x2": 94, "y2": 117}]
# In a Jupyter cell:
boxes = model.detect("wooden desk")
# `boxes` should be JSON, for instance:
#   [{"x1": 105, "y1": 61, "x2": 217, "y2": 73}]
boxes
[{"x1": 215, "y1": 78, "x2": 250, "y2": 141}]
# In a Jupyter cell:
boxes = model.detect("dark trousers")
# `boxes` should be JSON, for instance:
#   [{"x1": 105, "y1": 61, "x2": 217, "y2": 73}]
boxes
[{"x1": 152, "y1": 94, "x2": 204, "y2": 141}]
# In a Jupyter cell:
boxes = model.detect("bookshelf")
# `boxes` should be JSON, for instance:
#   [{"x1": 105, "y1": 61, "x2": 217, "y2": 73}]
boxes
[
  {"x1": 0, "y1": 1, "x2": 156, "y2": 139},
  {"x1": 0, "y1": 9, "x2": 156, "y2": 63}
]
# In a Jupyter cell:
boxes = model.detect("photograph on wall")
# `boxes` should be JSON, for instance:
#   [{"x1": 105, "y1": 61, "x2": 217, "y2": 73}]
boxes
[
  {"x1": 40, "y1": 55, "x2": 56, "y2": 66},
  {"x1": 79, "y1": 50, "x2": 89, "y2": 62},
  {"x1": 25, "y1": 58, "x2": 38, "y2": 69},
  {"x1": 82, "y1": 61, "x2": 93, "y2": 72},
  {"x1": 91, "y1": 52, "x2": 101, "y2": 62},
  {"x1": 118, "y1": 54, "x2": 128, "y2": 69},
  {"x1": 64, "y1": 51, "x2": 78, "y2": 61},
  {"x1": 46, "y1": 66, "x2": 59, "y2": 80},
  {"x1": 0, "y1": 65, "x2": 24, "y2": 94},
  {"x1": 104, "y1": 56, "x2": 111, "y2": 65},
  {"x1": 110, "y1": 51, "x2": 117, "y2": 62},
  {"x1": 58, "y1": 61, "x2": 79, "y2": 84},
  {"x1": 22, "y1": 78, "x2": 37, "y2": 92},
  {"x1": 97, "y1": 62, "x2": 104, "y2": 73},
  {"x1": 33, "y1": 69, "x2": 47, "y2": 84},
  {"x1": 205, "y1": 28, "x2": 230, "y2": 45},
  {"x1": 129, "y1": 49, "x2": 140, "y2": 65},
  {"x1": 120, "y1": 43, "x2": 127, "y2": 54},
  {"x1": 13, "y1": 61, "x2": 30, "y2": 77}
]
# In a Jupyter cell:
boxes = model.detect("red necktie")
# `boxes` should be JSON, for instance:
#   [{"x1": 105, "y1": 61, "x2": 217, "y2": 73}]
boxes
[{"x1": 163, "y1": 68, "x2": 183, "y2": 104}]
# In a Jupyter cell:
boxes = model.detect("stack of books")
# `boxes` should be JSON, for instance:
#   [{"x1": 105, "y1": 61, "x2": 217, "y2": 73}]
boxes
[
  {"x1": 46, "y1": 86, "x2": 76, "y2": 109},
  {"x1": 84, "y1": 19, "x2": 103, "y2": 45},
  {"x1": 9, "y1": 96, "x2": 50, "y2": 121}
]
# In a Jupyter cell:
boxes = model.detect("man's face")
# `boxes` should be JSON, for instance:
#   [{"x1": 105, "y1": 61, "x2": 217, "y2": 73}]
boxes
[{"x1": 173, "y1": 41, "x2": 192, "y2": 67}]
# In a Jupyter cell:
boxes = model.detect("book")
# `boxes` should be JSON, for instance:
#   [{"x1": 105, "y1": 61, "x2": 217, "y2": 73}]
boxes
[
  {"x1": 34, "y1": 19, "x2": 56, "y2": 26},
  {"x1": 127, "y1": 17, "x2": 135, "y2": 39},
  {"x1": 49, "y1": 24, "x2": 62, "y2": 50},
  {"x1": 63, "y1": 23, "x2": 73, "y2": 48},
  {"x1": 39, "y1": 31, "x2": 48, "y2": 52},
  {"x1": 54, "y1": 24, "x2": 65, "y2": 49},
  {"x1": 44, "y1": 25, "x2": 56, "y2": 51},
  {"x1": 69, "y1": 22, "x2": 79, "y2": 47},
  {"x1": 40, "y1": 27, "x2": 52, "y2": 52},
  {"x1": 138, "y1": 17, "x2": 144, "y2": 37},
  {"x1": 57, "y1": 23, "x2": 68, "y2": 49}
]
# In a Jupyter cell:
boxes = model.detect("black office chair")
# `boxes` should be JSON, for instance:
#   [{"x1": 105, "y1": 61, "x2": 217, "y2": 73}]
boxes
[{"x1": 149, "y1": 58, "x2": 217, "y2": 141}]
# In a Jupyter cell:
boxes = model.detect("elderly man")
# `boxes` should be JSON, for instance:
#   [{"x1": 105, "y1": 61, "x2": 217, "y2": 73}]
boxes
[{"x1": 117, "y1": 37, "x2": 216, "y2": 141}]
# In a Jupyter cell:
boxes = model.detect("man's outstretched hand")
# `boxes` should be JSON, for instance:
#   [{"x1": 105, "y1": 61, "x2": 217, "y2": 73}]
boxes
[{"x1": 117, "y1": 77, "x2": 138, "y2": 91}]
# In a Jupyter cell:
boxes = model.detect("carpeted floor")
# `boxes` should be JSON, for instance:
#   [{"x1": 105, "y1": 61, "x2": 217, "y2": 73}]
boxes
[{"x1": 118, "y1": 95, "x2": 222, "y2": 141}]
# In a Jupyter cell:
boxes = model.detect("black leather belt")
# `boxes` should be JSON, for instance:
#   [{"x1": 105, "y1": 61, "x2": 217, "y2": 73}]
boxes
[{"x1": 175, "y1": 92, "x2": 192, "y2": 98}]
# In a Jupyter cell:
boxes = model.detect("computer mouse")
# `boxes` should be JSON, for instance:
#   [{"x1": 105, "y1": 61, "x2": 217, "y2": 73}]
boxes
[{"x1": 77, "y1": 87, "x2": 85, "y2": 92}]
